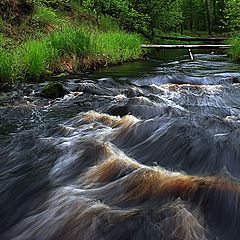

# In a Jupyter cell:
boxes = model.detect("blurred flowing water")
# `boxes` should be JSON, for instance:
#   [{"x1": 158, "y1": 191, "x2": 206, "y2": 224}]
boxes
[{"x1": 1, "y1": 50, "x2": 240, "y2": 239}]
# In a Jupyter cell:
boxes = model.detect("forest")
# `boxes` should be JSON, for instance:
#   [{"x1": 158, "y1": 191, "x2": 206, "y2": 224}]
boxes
[{"x1": 0, "y1": 0, "x2": 240, "y2": 82}]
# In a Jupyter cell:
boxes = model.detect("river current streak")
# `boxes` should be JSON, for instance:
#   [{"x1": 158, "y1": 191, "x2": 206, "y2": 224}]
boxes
[{"x1": 1, "y1": 53, "x2": 240, "y2": 240}]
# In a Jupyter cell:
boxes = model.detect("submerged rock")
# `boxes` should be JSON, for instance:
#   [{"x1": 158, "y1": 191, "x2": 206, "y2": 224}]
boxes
[
  {"x1": 40, "y1": 82, "x2": 67, "y2": 99},
  {"x1": 230, "y1": 77, "x2": 240, "y2": 84},
  {"x1": 0, "y1": 92, "x2": 10, "y2": 104}
]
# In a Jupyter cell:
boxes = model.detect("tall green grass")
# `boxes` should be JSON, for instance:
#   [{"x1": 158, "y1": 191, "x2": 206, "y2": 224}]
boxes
[
  {"x1": 32, "y1": 5, "x2": 67, "y2": 28},
  {"x1": 8, "y1": 27, "x2": 90, "y2": 80},
  {"x1": 228, "y1": 37, "x2": 240, "y2": 62},
  {"x1": 0, "y1": 0, "x2": 144, "y2": 83},
  {"x1": 90, "y1": 31, "x2": 143, "y2": 63},
  {"x1": 17, "y1": 39, "x2": 56, "y2": 79},
  {"x1": 0, "y1": 33, "x2": 5, "y2": 47},
  {"x1": 0, "y1": 48, "x2": 12, "y2": 81},
  {"x1": 70, "y1": 0, "x2": 84, "y2": 21},
  {"x1": 0, "y1": 28, "x2": 143, "y2": 82},
  {"x1": 47, "y1": 27, "x2": 91, "y2": 56}
]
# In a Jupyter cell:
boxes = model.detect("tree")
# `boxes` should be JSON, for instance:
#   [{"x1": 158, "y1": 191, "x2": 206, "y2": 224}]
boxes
[{"x1": 224, "y1": 0, "x2": 240, "y2": 32}]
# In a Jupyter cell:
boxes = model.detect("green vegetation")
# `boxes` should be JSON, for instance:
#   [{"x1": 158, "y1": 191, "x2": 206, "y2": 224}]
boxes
[
  {"x1": 227, "y1": 36, "x2": 240, "y2": 62},
  {"x1": 32, "y1": 5, "x2": 67, "y2": 29},
  {"x1": 0, "y1": 48, "x2": 12, "y2": 82},
  {"x1": 0, "y1": 0, "x2": 240, "y2": 83},
  {"x1": 19, "y1": 39, "x2": 56, "y2": 79},
  {"x1": 223, "y1": 1, "x2": 240, "y2": 61},
  {"x1": 0, "y1": 0, "x2": 143, "y2": 83},
  {"x1": 47, "y1": 28, "x2": 90, "y2": 56},
  {"x1": 0, "y1": 26, "x2": 142, "y2": 82},
  {"x1": 91, "y1": 32, "x2": 143, "y2": 63}
]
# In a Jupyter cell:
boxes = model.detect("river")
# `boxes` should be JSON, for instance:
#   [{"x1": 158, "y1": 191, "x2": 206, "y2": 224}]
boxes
[{"x1": 1, "y1": 50, "x2": 240, "y2": 239}]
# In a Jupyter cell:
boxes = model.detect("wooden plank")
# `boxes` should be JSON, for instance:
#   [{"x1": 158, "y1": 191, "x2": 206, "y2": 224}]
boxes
[
  {"x1": 141, "y1": 44, "x2": 231, "y2": 49},
  {"x1": 159, "y1": 36, "x2": 228, "y2": 42}
]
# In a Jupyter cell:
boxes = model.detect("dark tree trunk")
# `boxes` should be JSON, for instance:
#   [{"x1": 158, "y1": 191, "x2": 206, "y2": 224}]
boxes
[
  {"x1": 218, "y1": 0, "x2": 225, "y2": 33},
  {"x1": 189, "y1": 0, "x2": 193, "y2": 31},
  {"x1": 205, "y1": 0, "x2": 211, "y2": 35},
  {"x1": 213, "y1": 0, "x2": 217, "y2": 31}
]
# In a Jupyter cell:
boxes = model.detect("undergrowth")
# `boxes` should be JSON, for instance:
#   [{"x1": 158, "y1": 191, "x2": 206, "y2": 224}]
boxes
[
  {"x1": 0, "y1": 0, "x2": 144, "y2": 83},
  {"x1": 0, "y1": 48, "x2": 12, "y2": 82},
  {"x1": 228, "y1": 36, "x2": 240, "y2": 62},
  {"x1": 91, "y1": 31, "x2": 142, "y2": 63},
  {"x1": 0, "y1": 28, "x2": 143, "y2": 82},
  {"x1": 32, "y1": 5, "x2": 67, "y2": 29}
]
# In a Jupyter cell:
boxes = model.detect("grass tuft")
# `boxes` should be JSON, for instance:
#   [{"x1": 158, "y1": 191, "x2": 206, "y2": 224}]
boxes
[
  {"x1": 90, "y1": 31, "x2": 143, "y2": 63},
  {"x1": 0, "y1": 48, "x2": 12, "y2": 82},
  {"x1": 32, "y1": 5, "x2": 67, "y2": 29},
  {"x1": 16, "y1": 39, "x2": 56, "y2": 79},
  {"x1": 228, "y1": 36, "x2": 240, "y2": 62},
  {"x1": 47, "y1": 27, "x2": 91, "y2": 56}
]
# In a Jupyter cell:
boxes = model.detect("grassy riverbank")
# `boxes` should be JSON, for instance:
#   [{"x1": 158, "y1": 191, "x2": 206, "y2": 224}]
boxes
[
  {"x1": 0, "y1": 1, "x2": 143, "y2": 83},
  {"x1": 227, "y1": 36, "x2": 240, "y2": 62}
]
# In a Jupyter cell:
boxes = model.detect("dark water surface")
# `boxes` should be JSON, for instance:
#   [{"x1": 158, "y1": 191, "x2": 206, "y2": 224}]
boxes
[{"x1": 1, "y1": 50, "x2": 240, "y2": 239}]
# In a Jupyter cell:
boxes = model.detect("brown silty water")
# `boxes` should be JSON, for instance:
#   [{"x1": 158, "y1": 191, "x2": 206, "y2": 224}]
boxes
[{"x1": 1, "y1": 52, "x2": 240, "y2": 239}]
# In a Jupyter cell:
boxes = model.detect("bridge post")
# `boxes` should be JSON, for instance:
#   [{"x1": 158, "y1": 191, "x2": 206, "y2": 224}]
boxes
[{"x1": 188, "y1": 48, "x2": 194, "y2": 60}]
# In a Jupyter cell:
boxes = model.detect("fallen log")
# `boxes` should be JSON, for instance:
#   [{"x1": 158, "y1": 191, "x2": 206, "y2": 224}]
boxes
[
  {"x1": 159, "y1": 36, "x2": 228, "y2": 42},
  {"x1": 141, "y1": 44, "x2": 231, "y2": 49}
]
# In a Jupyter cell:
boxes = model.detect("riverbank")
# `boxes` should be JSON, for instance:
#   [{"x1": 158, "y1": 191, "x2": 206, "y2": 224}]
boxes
[
  {"x1": 0, "y1": 1, "x2": 143, "y2": 84},
  {"x1": 227, "y1": 36, "x2": 240, "y2": 62}
]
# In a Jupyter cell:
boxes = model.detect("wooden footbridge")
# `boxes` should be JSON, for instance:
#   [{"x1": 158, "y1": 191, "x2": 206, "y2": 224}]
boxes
[{"x1": 141, "y1": 36, "x2": 231, "y2": 60}]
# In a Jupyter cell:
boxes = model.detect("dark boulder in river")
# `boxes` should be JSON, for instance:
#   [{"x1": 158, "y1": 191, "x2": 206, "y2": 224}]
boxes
[{"x1": 40, "y1": 82, "x2": 67, "y2": 98}]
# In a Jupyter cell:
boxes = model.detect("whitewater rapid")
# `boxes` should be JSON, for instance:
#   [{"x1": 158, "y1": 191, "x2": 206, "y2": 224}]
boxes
[{"x1": 1, "y1": 53, "x2": 240, "y2": 239}]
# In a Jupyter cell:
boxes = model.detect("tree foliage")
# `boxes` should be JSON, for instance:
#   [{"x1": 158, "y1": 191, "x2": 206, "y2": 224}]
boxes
[
  {"x1": 74, "y1": 0, "x2": 239, "y2": 38},
  {"x1": 80, "y1": 0, "x2": 184, "y2": 38},
  {"x1": 224, "y1": 0, "x2": 240, "y2": 32}
]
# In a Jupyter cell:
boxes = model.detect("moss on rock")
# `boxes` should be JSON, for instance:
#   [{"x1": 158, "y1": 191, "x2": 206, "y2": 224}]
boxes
[{"x1": 40, "y1": 82, "x2": 65, "y2": 98}]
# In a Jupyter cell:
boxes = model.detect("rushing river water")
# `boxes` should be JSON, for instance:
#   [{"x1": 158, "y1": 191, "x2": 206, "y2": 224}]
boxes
[{"x1": 1, "y1": 50, "x2": 240, "y2": 240}]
